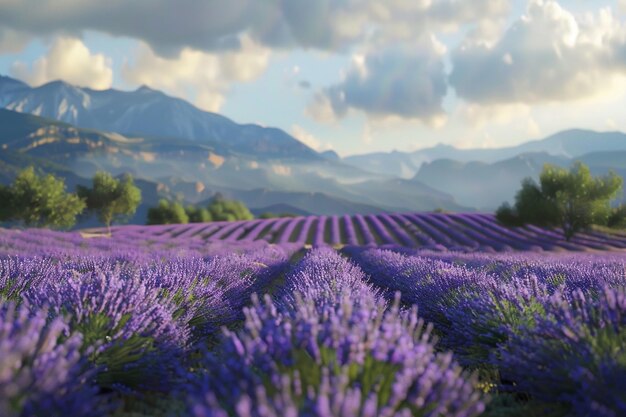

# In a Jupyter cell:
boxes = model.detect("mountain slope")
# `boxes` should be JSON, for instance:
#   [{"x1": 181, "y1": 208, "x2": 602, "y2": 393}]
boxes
[
  {"x1": 413, "y1": 151, "x2": 626, "y2": 210},
  {"x1": 413, "y1": 153, "x2": 571, "y2": 209},
  {"x1": 0, "y1": 108, "x2": 466, "y2": 216},
  {"x1": 346, "y1": 130, "x2": 626, "y2": 178},
  {"x1": 0, "y1": 75, "x2": 319, "y2": 160}
]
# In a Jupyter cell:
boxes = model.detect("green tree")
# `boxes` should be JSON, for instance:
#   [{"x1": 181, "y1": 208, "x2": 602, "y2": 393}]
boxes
[
  {"x1": 608, "y1": 204, "x2": 626, "y2": 229},
  {"x1": 206, "y1": 196, "x2": 253, "y2": 222},
  {"x1": 497, "y1": 162, "x2": 623, "y2": 240},
  {"x1": 0, "y1": 184, "x2": 13, "y2": 222},
  {"x1": 0, "y1": 167, "x2": 85, "y2": 229},
  {"x1": 77, "y1": 172, "x2": 141, "y2": 234},
  {"x1": 185, "y1": 205, "x2": 212, "y2": 223},
  {"x1": 147, "y1": 200, "x2": 189, "y2": 225},
  {"x1": 258, "y1": 212, "x2": 297, "y2": 219}
]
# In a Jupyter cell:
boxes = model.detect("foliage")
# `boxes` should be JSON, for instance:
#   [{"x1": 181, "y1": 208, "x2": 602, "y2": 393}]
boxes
[
  {"x1": 0, "y1": 167, "x2": 85, "y2": 229},
  {"x1": 607, "y1": 204, "x2": 626, "y2": 229},
  {"x1": 185, "y1": 205, "x2": 212, "y2": 223},
  {"x1": 0, "y1": 184, "x2": 14, "y2": 222},
  {"x1": 257, "y1": 212, "x2": 298, "y2": 219},
  {"x1": 147, "y1": 199, "x2": 189, "y2": 225},
  {"x1": 77, "y1": 171, "x2": 141, "y2": 231},
  {"x1": 205, "y1": 194, "x2": 254, "y2": 222},
  {"x1": 497, "y1": 162, "x2": 622, "y2": 240}
]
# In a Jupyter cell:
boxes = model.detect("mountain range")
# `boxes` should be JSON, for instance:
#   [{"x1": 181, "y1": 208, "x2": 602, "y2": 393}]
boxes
[{"x1": 0, "y1": 74, "x2": 625, "y2": 223}]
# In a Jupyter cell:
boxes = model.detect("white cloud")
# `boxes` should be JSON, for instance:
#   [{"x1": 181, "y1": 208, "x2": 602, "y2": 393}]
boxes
[
  {"x1": 291, "y1": 124, "x2": 321, "y2": 150},
  {"x1": 0, "y1": 0, "x2": 511, "y2": 56},
  {"x1": 10, "y1": 37, "x2": 112, "y2": 89},
  {"x1": 121, "y1": 36, "x2": 269, "y2": 112},
  {"x1": 307, "y1": 93, "x2": 340, "y2": 124},
  {"x1": 362, "y1": 121, "x2": 374, "y2": 144},
  {"x1": 458, "y1": 103, "x2": 531, "y2": 129},
  {"x1": 526, "y1": 117, "x2": 541, "y2": 138},
  {"x1": 309, "y1": 38, "x2": 448, "y2": 122},
  {"x1": 450, "y1": 0, "x2": 626, "y2": 106}
]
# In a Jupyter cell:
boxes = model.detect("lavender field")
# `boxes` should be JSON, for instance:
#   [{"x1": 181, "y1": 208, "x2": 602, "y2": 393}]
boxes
[
  {"x1": 1, "y1": 213, "x2": 626, "y2": 417},
  {"x1": 110, "y1": 212, "x2": 626, "y2": 252}
]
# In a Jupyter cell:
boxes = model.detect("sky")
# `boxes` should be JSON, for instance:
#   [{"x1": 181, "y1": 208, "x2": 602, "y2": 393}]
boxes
[{"x1": 1, "y1": 0, "x2": 626, "y2": 157}]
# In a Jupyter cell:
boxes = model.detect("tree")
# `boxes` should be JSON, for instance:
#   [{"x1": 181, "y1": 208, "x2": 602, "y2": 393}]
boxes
[
  {"x1": 147, "y1": 200, "x2": 189, "y2": 225},
  {"x1": 78, "y1": 172, "x2": 141, "y2": 234},
  {"x1": 0, "y1": 167, "x2": 85, "y2": 229},
  {"x1": 497, "y1": 162, "x2": 623, "y2": 240},
  {"x1": 206, "y1": 196, "x2": 253, "y2": 222},
  {"x1": 608, "y1": 204, "x2": 626, "y2": 229},
  {"x1": 0, "y1": 184, "x2": 13, "y2": 222},
  {"x1": 258, "y1": 212, "x2": 297, "y2": 219},
  {"x1": 185, "y1": 205, "x2": 212, "y2": 223}
]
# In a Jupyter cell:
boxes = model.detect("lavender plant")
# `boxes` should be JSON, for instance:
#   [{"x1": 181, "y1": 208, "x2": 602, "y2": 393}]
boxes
[
  {"x1": 496, "y1": 286, "x2": 626, "y2": 417},
  {"x1": 0, "y1": 302, "x2": 104, "y2": 417}
]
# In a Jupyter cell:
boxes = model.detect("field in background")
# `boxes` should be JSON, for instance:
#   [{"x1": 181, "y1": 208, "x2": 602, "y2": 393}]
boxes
[{"x1": 91, "y1": 212, "x2": 626, "y2": 253}]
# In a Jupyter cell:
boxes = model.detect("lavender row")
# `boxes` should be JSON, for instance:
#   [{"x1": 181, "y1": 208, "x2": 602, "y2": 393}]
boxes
[
  {"x1": 188, "y1": 248, "x2": 484, "y2": 417},
  {"x1": 6, "y1": 209, "x2": 626, "y2": 252},
  {"x1": 348, "y1": 247, "x2": 626, "y2": 416},
  {"x1": 0, "y1": 244, "x2": 294, "y2": 415}
]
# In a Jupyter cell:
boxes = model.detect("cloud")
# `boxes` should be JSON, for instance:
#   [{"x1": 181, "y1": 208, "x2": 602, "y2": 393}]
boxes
[
  {"x1": 291, "y1": 124, "x2": 320, "y2": 149},
  {"x1": 0, "y1": 28, "x2": 30, "y2": 54},
  {"x1": 0, "y1": 0, "x2": 510, "y2": 56},
  {"x1": 309, "y1": 38, "x2": 448, "y2": 122},
  {"x1": 10, "y1": 37, "x2": 112, "y2": 89},
  {"x1": 458, "y1": 103, "x2": 531, "y2": 129},
  {"x1": 298, "y1": 80, "x2": 311, "y2": 89},
  {"x1": 449, "y1": 0, "x2": 626, "y2": 105},
  {"x1": 291, "y1": 124, "x2": 334, "y2": 151},
  {"x1": 121, "y1": 36, "x2": 269, "y2": 112}
]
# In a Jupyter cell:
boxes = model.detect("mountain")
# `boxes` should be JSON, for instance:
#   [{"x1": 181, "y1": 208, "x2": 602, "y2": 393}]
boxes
[
  {"x1": 250, "y1": 204, "x2": 312, "y2": 217},
  {"x1": 413, "y1": 153, "x2": 570, "y2": 210},
  {"x1": 0, "y1": 107, "x2": 466, "y2": 218},
  {"x1": 200, "y1": 188, "x2": 387, "y2": 216},
  {"x1": 346, "y1": 130, "x2": 626, "y2": 179},
  {"x1": 413, "y1": 151, "x2": 626, "y2": 210},
  {"x1": 0, "y1": 75, "x2": 319, "y2": 160}
]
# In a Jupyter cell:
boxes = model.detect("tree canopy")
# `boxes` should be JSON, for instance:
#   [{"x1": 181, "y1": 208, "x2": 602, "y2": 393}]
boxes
[
  {"x1": 0, "y1": 167, "x2": 85, "y2": 229},
  {"x1": 205, "y1": 195, "x2": 254, "y2": 222},
  {"x1": 77, "y1": 172, "x2": 141, "y2": 233},
  {"x1": 184, "y1": 205, "x2": 212, "y2": 223},
  {"x1": 147, "y1": 195, "x2": 253, "y2": 225},
  {"x1": 147, "y1": 199, "x2": 189, "y2": 225},
  {"x1": 497, "y1": 162, "x2": 623, "y2": 240}
]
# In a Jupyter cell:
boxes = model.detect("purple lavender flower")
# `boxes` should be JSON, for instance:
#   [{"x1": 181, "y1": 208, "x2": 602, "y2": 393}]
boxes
[
  {"x1": 0, "y1": 302, "x2": 104, "y2": 417},
  {"x1": 496, "y1": 286, "x2": 626, "y2": 417}
]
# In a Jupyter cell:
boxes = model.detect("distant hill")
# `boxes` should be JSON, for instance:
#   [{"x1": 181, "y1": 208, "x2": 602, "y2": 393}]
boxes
[
  {"x1": 345, "y1": 130, "x2": 626, "y2": 179},
  {"x1": 0, "y1": 75, "x2": 319, "y2": 160},
  {"x1": 200, "y1": 188, "x2": 391, "y2": 216},
  {"x1": 413, "y1": 151, "x2": 626, "y2": 210},
  {"x1": 413, "y1": 153, "x2": 570, "y2": 210},
  {"x1": 0, "y1": 107, "x2": 466, "y2": 218},
  {"x1": 11, "y1": 76, "x2": 625, "y2": 215},
  {"x1": 250, "y1": 204, "x2": 312, "y2": 217}
]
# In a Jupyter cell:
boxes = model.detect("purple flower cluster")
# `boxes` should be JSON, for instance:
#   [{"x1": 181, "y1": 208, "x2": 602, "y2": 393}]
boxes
[
  {"x1": 0, "y1": 303, "x2": 103, "y2": 417},
  {"x1": 497, "y1": 286, "x2": 626, "y2": 417},
  {"x1": 348, "y1": 246, "x2": 626, "y2": 414},
  {"x1": 189, "y1": 249, "x2": 484, "y2": 417},
  {"x1": 2, "y1": 223, "x2": 626, "y2": 416}
]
